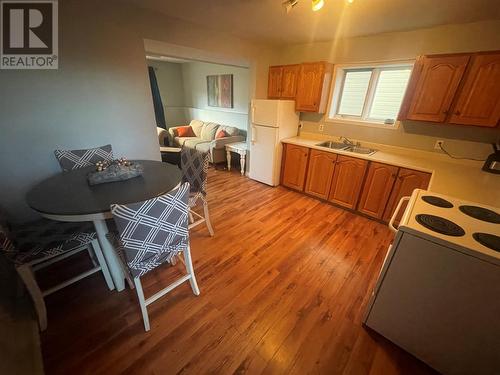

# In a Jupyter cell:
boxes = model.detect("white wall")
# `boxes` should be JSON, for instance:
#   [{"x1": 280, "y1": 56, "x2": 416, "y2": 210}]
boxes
[
  {"x1": 147, "y1": 60, "x2": 189, "y2": 127},
  {"x1": 148, "y1": 60, "x2": 250, "y2": 130},
  {"x1": 0, "y1": 0, "x2": 278, "y2": 222},
  {"x1": 277, "y1": 20, "x2": 500, "y2": 157},
  {"x1": 181, "y1": 61, "x2": 249, "y2": 130}
]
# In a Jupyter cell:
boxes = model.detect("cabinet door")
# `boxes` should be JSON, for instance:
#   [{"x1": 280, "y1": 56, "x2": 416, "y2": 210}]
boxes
[
  {"x1": 449, "y1": 53, "x2": 500, "y2": 127},
  {"x1": 357, "y1": 162, "x2": 399, "y2": 219},
  {"x1": 280, "y1": 64, "x2": 300, "y2": 99},
  {"x1": 304, "y1": 149, "x2": 337, "y2": 199},
  {"x1": 406, "y1": 55, "x2": 469, "y2": 122},
  {"x1": 268, "y1": 66, "x2": 283, "y2": 99},
  {"x1": 281, "y1": 144, "x2": 310, "y2": 191},
  {"x1": 382, "y1": 168, "x2": 431, "y2": 223},
  {"x1": 295, "y1": 62, "x2": 325, "y2": 112},
  {"x1": 328, "y1": 156, "x2": 368, "y2": 209}
]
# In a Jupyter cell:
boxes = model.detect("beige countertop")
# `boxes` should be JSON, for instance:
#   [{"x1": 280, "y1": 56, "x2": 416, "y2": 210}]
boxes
[{"x1": 282, "y1": 133, "x2": 500, "y2": 208}]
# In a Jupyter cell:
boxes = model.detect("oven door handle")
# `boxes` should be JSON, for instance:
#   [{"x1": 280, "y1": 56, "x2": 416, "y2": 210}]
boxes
[{"x1": 389, "y1": 196, "x2": 410, "y2": 233}]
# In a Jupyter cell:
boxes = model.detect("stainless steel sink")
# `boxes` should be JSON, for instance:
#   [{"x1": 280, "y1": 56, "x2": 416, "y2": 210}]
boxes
[
  {"x1": 316, "y1": 141, "x2": 348, "y2": 150},
  {"x1": 345, "y1": 146, "x2": 377, "y2": 155},
  {"x1": 316, "y1": 140, "x2": 378, "y2": 155}
]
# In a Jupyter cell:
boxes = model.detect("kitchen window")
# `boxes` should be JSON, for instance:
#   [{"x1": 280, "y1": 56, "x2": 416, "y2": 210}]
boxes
[{"x1": 327, "y1": 63, "x2": 413, "y2": 127}]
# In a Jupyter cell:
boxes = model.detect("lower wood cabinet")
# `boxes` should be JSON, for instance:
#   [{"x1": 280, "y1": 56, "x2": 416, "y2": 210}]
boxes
[
  {"x1": 382, "y1": 168, "x2": 432, "y2": 222},
  {"x1": 281, "y1": 144, "x2": 432, "y2": 223},
  {"x1": 328, "y1": 156, "x2": 368, "y2": 210},
  {"x1": 281, "y1": 144, "x2": 310, "y2": 191},
  {"x1": 358, "y1": 162, "x2": 399, "y2": 219},
  {"x1": 304, "y1": 149, "x2": 337, "y2": 199}
]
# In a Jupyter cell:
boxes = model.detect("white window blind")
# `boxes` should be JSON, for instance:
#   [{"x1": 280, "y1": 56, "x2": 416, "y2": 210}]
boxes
[
  {"x1": 330, "y1": 64, "x2": 413, "y2": 126},
  {"x1": 337, "y1": 70, "x2": 372, "y2": 116},
  {"x1": 369, "y1": 69, "x2": 412, "y2": 121}
]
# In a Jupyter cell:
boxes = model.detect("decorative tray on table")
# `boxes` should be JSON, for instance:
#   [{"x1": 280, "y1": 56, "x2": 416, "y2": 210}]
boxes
[{"x1": 87, "y1": 158, "x2": 144, "y2": 186}]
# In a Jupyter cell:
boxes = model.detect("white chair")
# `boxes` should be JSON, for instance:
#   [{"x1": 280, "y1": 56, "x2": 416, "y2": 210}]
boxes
[
  {"x1": 109, "y1": 182, "x2": 200, "y2": 331},
  {"x1": 0, "y1": 218, "x2": 114, "y2": 330}
]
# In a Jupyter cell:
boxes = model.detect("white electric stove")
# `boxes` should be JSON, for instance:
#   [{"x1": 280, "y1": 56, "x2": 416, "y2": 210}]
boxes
[
  {"x1": 364, "y1": 189, "x2": 500, "y2": 375},
  {"x1": 397, "y1": 189, "x2": 500, "y2": 262}
]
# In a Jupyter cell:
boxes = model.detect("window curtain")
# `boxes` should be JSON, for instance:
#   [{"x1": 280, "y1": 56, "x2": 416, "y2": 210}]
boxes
[{"x1": 148, "y1": 66, "x2": 166, "y2": 129}]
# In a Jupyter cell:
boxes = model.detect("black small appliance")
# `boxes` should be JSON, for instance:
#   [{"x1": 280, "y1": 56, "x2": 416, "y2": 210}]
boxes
[{"x1": 482, "y1": 143, "x2": 500, "y2": 174}]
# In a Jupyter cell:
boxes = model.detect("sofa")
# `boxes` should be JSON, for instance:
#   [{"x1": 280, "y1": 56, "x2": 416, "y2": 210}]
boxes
[{"x1": 168, "y1": 120, "x2": 245, "y2": 164}]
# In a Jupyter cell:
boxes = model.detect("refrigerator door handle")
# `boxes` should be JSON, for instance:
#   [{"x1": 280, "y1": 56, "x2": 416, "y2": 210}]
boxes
[
  {"x1": 251, "y1": 106, "x2": 256, "y2": 123},
  {"x1": 251, "y1": 126, "x2": 256, "y2": 144}
]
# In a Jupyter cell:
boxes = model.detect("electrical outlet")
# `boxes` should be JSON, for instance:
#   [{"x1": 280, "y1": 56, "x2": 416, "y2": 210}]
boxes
[
  {"x1": 434, "y1": 140, "x2": 444, "y2": 150},
  {"x1": 299, "y1": 121, "x2": 303, "y2": 128},
  {"x1": 318, "y1": 124, "x2": 324, "y2": 132}
]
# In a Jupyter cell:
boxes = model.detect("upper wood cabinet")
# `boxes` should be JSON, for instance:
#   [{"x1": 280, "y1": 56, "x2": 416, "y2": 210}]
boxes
[
  {"x1": 328, "y1": 156, "x2": 368, "y2": 210},
  {"x1": 267, "y1": 64, "x2": 300, "y2": 100},
  {"x1": 295, "y1": 62, "x2": 333, "y2": 113},
  {"x1": 399, "y1": 50, "x2": 500, "y2": 127},
  {"x1": 448, "y1": 52, "x2": 500, "y2": 127},
  {"x1": 405, "y1": 55, "x2": 470, "y2": 122},
  {"x1": 281, "y1": 144, "x2": 310, "y2": 191},
  {"x1": 357, "y1": 163, "x2": 399, "y2": 219},
  {"x1": 305, "y1": 149, "x2": 337, "y2": 200},
  {"x1": 382, "y1": 168, "x2": 431, "y2": 223},
  {"x1": 281, "y1": 65, "x2": 301, "y2": 99},
  {"x1": 268, "y1": 66, "x2": 284, "y2": 99}
]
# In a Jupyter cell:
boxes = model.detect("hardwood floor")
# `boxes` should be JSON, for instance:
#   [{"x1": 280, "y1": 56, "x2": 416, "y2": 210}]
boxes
[{"x1": 40, "y1": 168, "x2": 436, "y2": 375}]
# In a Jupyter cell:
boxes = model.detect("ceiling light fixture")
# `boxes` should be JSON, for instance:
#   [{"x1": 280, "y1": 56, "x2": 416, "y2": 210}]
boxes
[
  {"x1": 311, "y1": 0, "x2": 324, "y2": 11},
  {"x1": 282, "y1": 0, "x2": 298, "y2": 13}
]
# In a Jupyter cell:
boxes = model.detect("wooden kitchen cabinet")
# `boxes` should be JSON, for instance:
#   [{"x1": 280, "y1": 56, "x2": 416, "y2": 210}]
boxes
[
  {"x1": 281, "y1": 65, "x2": 301, "y2": 99},
  {"x1": 405, "y1": 55, "x2": 470, "y2": 122},
  {"x1": 382, "y1": 168, "x2": 432, "y2": 223},
  {"x1": 304, "y1": 149, "x2": 337, "y2": 199},
  {"x1": 295, "y1": 62, "x2": 333, "y2": 113},
  {"x1": 328, "y1": 156, "x2": 368, "y2": 209},
  {"x1": 267, "y1": 64, "x2": 300, "y2": 99},
  {"x1": 448, "y1": 52, "x2": 500, "y2": 127},
  {"x1": 268, "y1": 66, "x2": 283, "y2": 99},
  {"x1": 357, "y1": 162, "x2": 399, "y2": 219},
  {"x1": 281, "y1": 144, "x2": 310, "y2": 191}
]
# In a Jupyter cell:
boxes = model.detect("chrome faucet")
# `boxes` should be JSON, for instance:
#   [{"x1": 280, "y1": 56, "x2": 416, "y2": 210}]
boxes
[{"x1": 340, "y1": 137, "x2": 360, "y2": 147}]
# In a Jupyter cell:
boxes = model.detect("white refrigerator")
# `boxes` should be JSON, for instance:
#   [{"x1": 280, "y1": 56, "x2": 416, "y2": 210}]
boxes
[{"x1": 249, "y1": 99, "x2": 300, "y2": 186}]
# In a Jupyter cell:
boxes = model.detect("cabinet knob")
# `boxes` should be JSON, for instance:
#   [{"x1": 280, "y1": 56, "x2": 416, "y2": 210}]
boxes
[
  {"x1": 455, "y1": 110, "x2": 461, "y2": 116},
  {"x1": 442, "y1": 110, "x2": 448, "y2": 115}
]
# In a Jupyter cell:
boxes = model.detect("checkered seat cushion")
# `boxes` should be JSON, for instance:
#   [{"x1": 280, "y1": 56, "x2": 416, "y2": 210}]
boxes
[
  {"x1": 110, "y1": 183, "x2": 190, "y2": 278},
  {"x1": 54, "y1": 144, "x2": 114, "y2": 171},
  {"x1": 0, "y1": 219, "x2": 97, "y2": 265},
  {"x1": 180, "y1": 147, "x2": 209, "y2": 207}
]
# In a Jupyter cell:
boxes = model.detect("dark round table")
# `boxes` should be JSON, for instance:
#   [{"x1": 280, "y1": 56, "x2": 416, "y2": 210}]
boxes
[{"x1": 26, "y1": 160, "x2": 182, "y2": 291}]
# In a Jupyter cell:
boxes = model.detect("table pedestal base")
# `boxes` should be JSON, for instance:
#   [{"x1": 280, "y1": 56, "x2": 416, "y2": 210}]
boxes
[{"x1": 93, "y1": 219, "x2": 126, "y2": 292}]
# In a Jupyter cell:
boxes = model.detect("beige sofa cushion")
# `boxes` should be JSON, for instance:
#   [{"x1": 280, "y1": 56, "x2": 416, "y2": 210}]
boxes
[
  {"x1": 189, "y1": 120, "x2": 204, "y2": 137},
  {"x1": 175, "y1": 137, "x2": 200, "y2": 146},
  {"x1": 218, "y1": 125, "x2": 239, "y2": 137},
  {"x1": 183, "y1": 138, "x2": 211, "y2": 151},
  {"x1": 201, "y1": 122, "x2": 220, "y2": 141}
]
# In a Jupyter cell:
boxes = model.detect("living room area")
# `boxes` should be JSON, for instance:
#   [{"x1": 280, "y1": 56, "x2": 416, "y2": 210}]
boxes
[{"x1": 148, "y1": 55, "x2": 250, "y2": 171}]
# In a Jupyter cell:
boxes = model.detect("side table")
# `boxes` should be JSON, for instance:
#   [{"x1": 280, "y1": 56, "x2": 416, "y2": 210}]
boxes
[{"x1": 225, "y1": 142, "x2": 248, "y2": 176}]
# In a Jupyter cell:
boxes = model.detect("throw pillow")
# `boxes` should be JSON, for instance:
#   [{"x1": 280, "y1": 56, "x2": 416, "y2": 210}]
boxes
[
  {"x1": 215, "y1": 129, "x2": 229, "y2": 139},
  {"x1": 177, "y1": 126, "x2": 196, "y2": 137}
]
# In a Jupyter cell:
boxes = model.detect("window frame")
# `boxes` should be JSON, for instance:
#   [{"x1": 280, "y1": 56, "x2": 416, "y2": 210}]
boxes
[{"x1": 326, "y1": 60, "x2": 415, "y2": 129}]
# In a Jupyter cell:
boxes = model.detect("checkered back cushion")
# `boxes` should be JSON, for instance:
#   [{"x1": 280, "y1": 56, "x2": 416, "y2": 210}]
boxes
[
  {"x1": 0, "y1": 215, "x2": 14, "y2": 254},
  {"x1": 110, "y1": 183, "x2": 190, "y2": 278},
  {"x1": 180, "y1": 148, "x2": 209, "y2": 195},
  {"x1": 54, "y1": 144, "x2": 114, "y2": 171}
]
